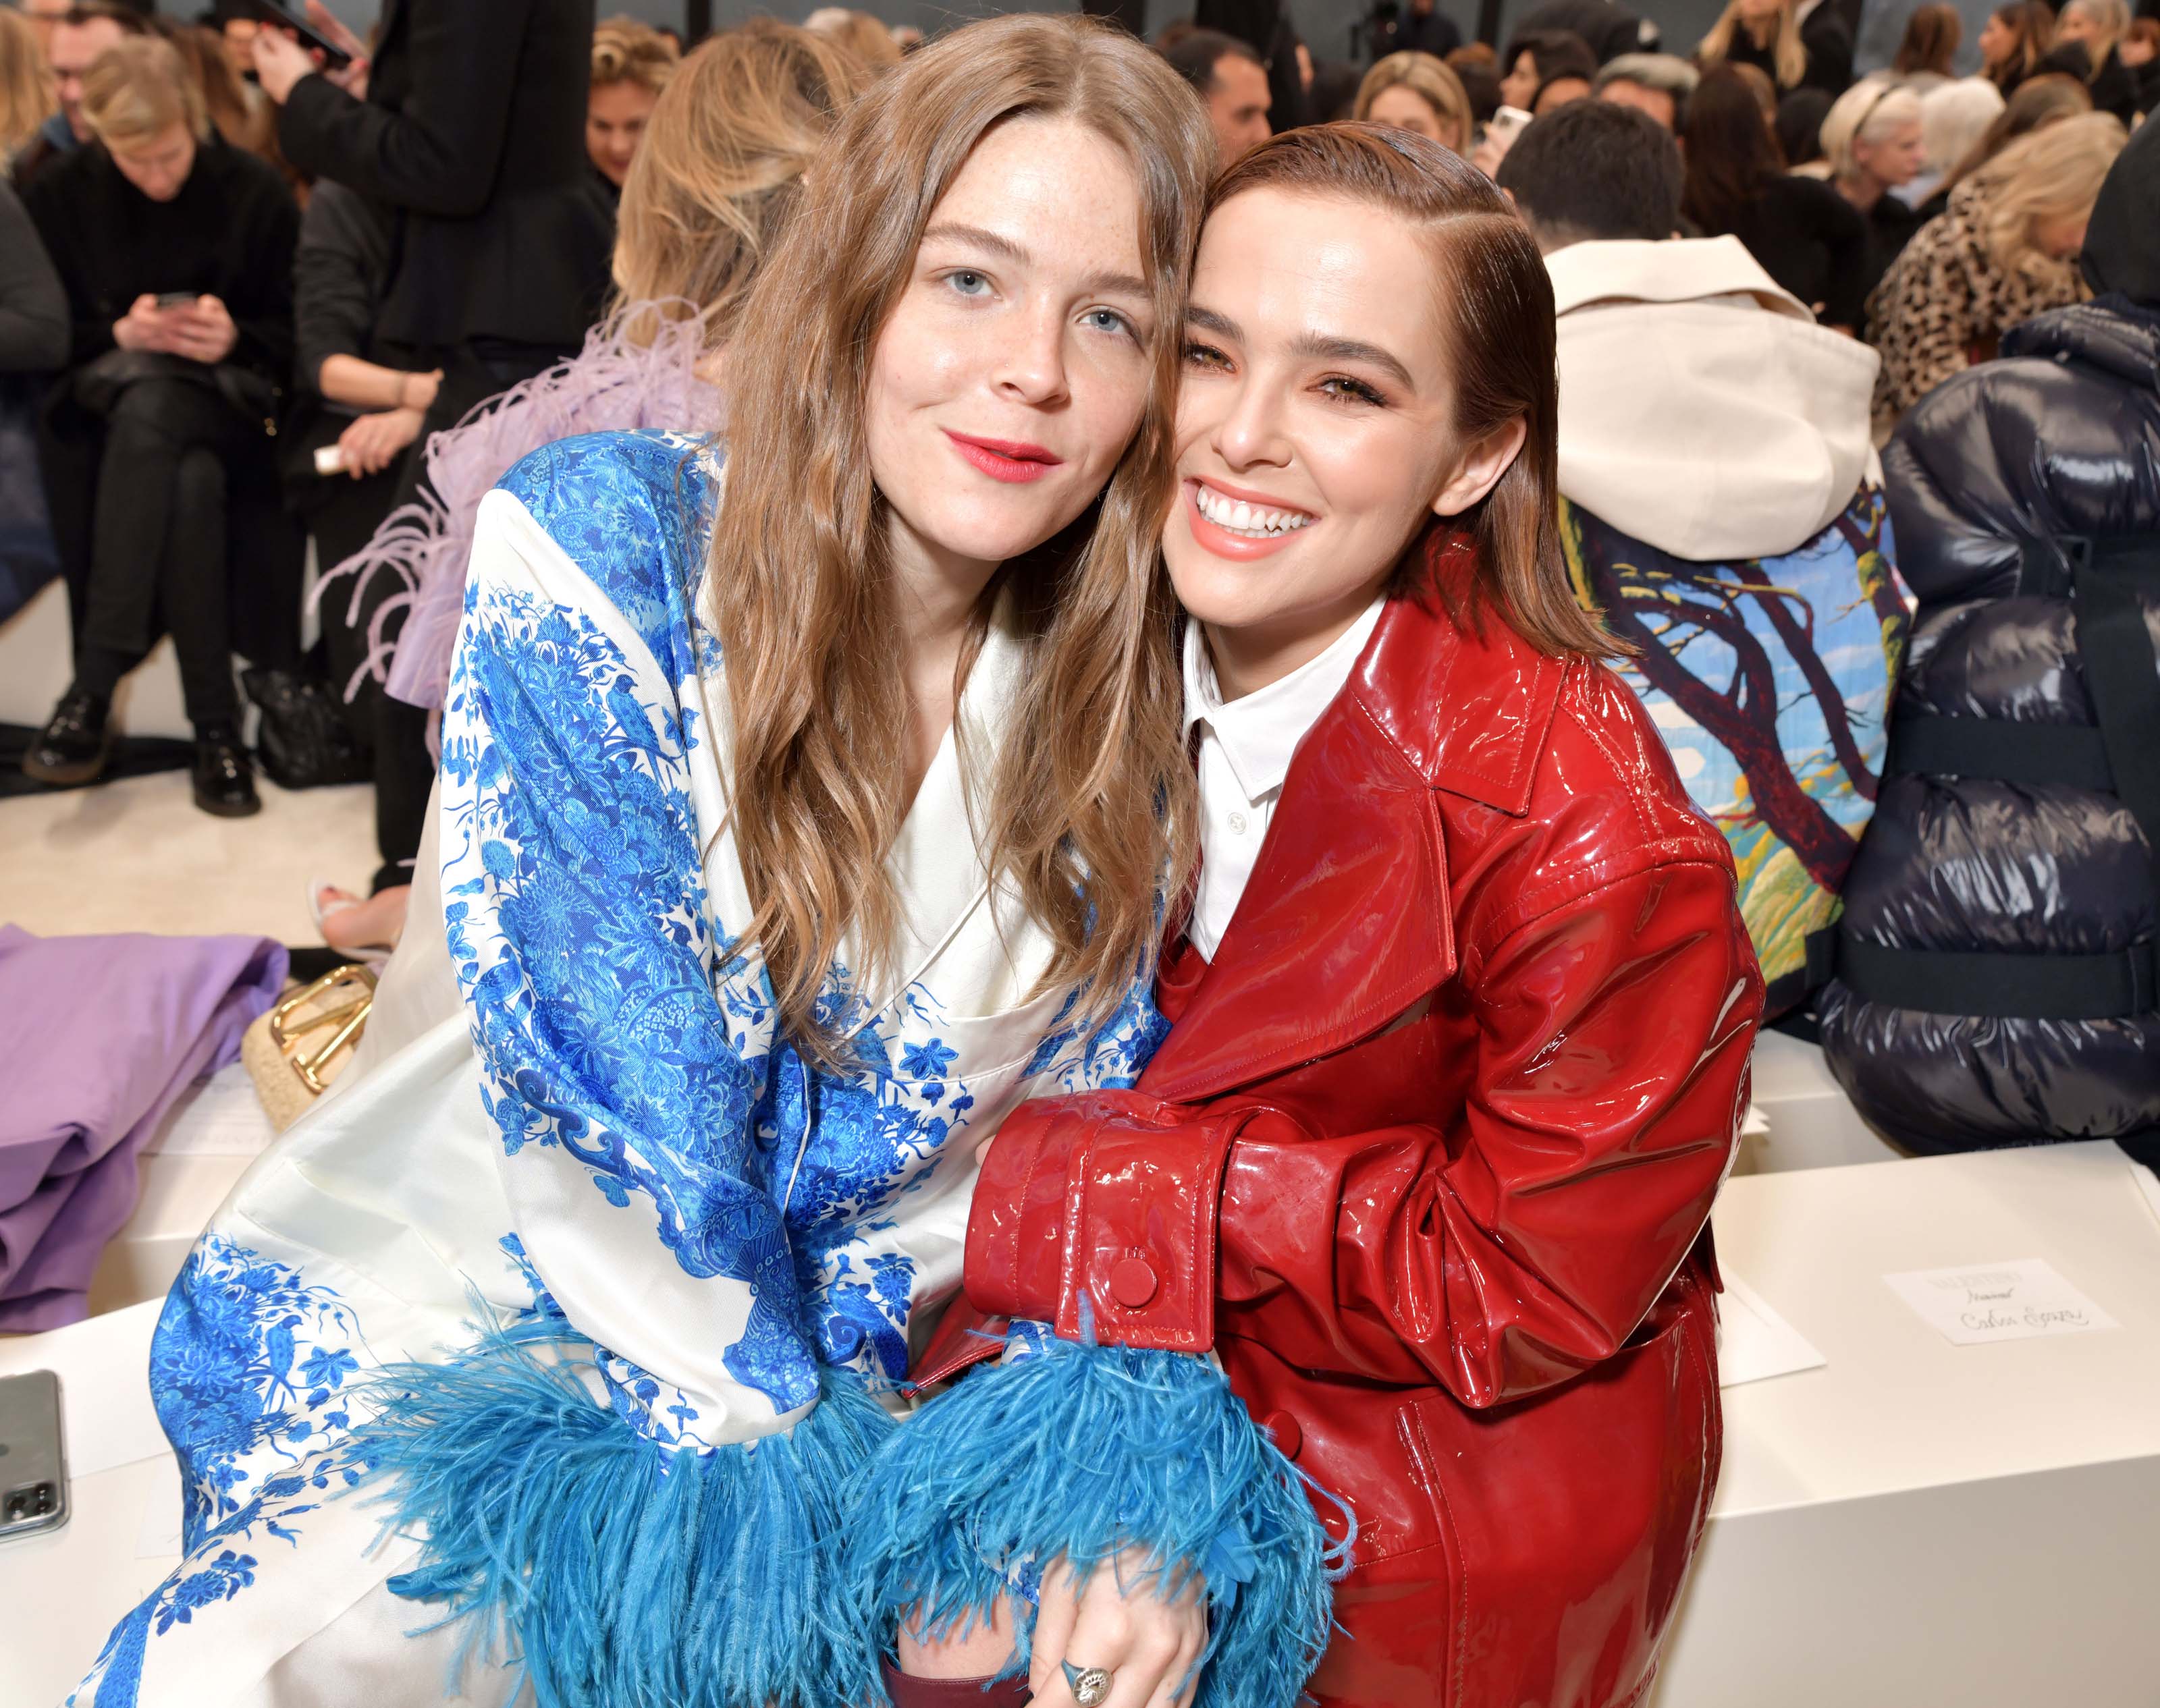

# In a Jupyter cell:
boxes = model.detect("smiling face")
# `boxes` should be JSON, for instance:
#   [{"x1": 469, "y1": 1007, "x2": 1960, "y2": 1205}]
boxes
[
  {"x1": 863, "y1": 115, "x2": 1156, "y2": 587},
  {"x1": 1166, "y1": 187, "x2": 1520, "y2": 687}
]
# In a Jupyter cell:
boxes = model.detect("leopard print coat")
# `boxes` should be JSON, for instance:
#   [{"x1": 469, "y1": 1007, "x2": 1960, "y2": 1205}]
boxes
[{"x1": 1864, "y1": 178, "x2": 2091, "y2": 416}]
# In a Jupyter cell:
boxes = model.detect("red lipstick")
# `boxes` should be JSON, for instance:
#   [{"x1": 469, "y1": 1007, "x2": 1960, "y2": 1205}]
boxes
[{"x1": 945, "y1": 431, "x2": 1062, "y2": 485}]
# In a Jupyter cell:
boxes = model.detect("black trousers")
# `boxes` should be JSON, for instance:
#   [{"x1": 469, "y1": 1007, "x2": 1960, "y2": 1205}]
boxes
[
  {"x1": 362, "y1": 337, "x2": 568, "y2": 892},
  {"x1": 59, "y1": 376, "x2": 302, "y2": 727}
]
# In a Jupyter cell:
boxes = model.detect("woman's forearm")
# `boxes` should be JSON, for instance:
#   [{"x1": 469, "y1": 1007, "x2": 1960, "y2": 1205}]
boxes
[{"x1": 318, "y1": 352, "x2": 435, "y2": 412}]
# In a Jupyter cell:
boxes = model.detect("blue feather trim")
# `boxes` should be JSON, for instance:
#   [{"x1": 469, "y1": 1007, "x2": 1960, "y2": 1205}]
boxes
[
  {"x1": 842, "y1": 1339, "x2": 1346, "y2": 1708},
  {"x1": 348, "y1": 1313, "x2": 896, "y2": 1708}
]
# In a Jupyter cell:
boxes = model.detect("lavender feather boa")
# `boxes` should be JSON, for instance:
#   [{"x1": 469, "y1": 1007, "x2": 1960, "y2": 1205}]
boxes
[{"x1": 317, "y1": 304, "x2": 724, "y2": 713}]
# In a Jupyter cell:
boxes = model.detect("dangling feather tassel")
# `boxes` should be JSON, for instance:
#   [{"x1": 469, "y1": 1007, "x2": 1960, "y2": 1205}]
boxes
[
  {"x1": 352, "y1": 1313, "x2": 892, "y2": 1708},
  {"x1": 842, "y1": 1338, "x2": 1347, "y2": 1708}
]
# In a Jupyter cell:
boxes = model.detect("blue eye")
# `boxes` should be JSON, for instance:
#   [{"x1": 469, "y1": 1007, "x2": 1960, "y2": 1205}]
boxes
[
  {"x1": 944, "y1": 269, "x2": 991, "y2": 297},
  {"x1": 1083, "y1": 308, "x2": 1137, "y2": 339}
]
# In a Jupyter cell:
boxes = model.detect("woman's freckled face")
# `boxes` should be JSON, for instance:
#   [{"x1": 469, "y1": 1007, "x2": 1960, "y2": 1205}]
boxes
[{"x1": 862, "y1": 116, "x2": 1158, "y2": 578}]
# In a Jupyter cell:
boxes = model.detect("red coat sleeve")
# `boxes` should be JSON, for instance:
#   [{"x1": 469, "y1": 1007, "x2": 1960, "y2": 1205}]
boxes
[{"x1": 965, "y1": 856, "x2": 1761, "y2": 1408}]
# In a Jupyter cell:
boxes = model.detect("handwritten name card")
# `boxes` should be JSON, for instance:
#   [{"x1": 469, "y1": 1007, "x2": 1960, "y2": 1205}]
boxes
[{"x1": 1884, "y1": 1258, "x2": 2120, "y2": 1347}]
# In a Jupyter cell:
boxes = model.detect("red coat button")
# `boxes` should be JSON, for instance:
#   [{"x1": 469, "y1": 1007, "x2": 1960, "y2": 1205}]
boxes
[
  {"x1": 1260, "y1": 1409, "x2": 1303, "y2": 1459},
  {"x1": 1108, "y1": 1256, "x2": 1159, "y2": 1308}
]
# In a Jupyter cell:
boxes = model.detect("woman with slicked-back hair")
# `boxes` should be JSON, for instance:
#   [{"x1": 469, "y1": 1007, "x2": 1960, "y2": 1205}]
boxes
[
  {"x1": 919, "y1": 123, "x2": 1762, "y2": 1708},
  {"x1": 72, "y1": 18, "x2": 1344, "y2": 1708}
]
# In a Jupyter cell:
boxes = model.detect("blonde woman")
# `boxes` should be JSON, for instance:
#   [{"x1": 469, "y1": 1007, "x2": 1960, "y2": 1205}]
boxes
[
  {"x1": 0, "y1": 6, "x2": 55, "y2": 162},
  {"x1": 586, "y1": 13, "x2": 679, "y2": 193},
  {"x1": 75, "y1": 16, "x2": 1332, "y2": 1708},
  {"x1": 1355, "y1": 49, "x2": 1473, "y2": 152},
  {"x1": 310, "y1": 21, "x2": 875, "y2": 956},
  {"x1": 1867, "y1": 111, "x2": 2127, "y2": 412},
  {"x1": 1818, "y1": 76, "x2": 1929, "y2": 295},
  {"x1": 2049, "y1": 0, "x2": 2138, "y2": 119},
  {"x1": 1698, "y1": 0, "x2": 1851, "y2": 95}
]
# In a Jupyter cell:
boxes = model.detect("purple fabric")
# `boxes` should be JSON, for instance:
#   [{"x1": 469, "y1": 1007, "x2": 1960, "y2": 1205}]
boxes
[{"x1": 0, "y1": 926, "x2": 286, "y2": 1331}]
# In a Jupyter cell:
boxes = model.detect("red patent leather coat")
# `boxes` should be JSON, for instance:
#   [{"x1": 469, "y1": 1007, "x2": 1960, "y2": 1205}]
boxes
[{"x1": 918, "y1": 553, "x2": 1764, "y2": 1708}]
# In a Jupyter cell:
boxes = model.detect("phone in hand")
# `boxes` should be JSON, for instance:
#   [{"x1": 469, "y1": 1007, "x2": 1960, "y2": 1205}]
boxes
[
  {"x1": 244, "y1": 0, "x2": 353, "y2": 70},
  {"x1": 0, "y1": 1370, "x2": 70, "y2": 1543},
  {"x1": 153, "y1": 292, "x2": 200, "y2": 309}
]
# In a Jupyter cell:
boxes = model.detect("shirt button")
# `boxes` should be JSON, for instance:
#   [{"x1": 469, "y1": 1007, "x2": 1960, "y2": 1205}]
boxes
[{"x1": 1227, "y1": 810, "x2": 1249, "y2": 836}]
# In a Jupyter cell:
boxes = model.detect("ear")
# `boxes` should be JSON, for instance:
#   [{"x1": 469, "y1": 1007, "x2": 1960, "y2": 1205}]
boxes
[{"x1": 1430, "y1": 415, "x2": 1528, "y2": 518}]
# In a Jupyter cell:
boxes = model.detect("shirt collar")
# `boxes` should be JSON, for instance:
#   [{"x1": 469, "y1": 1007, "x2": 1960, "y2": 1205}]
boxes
[{"x1": 1182, "y1": 593, "x2": 1386, "y2": 803}]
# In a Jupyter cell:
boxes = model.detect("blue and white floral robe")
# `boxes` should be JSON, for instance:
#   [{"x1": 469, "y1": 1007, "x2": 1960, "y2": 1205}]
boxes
[{"x1": 70, "y1": 431, "x2": 1172, "y2": 1707}]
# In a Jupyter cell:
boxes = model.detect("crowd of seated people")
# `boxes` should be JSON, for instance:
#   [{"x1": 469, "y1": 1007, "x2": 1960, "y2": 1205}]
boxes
[{"x1": 1, "y1": 0, "x2": 2155, "y2": 1159}]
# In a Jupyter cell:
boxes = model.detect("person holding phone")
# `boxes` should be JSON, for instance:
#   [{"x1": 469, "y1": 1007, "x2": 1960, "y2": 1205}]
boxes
[
  {"x1": 248, "y1": 0, "x2": 612, "y2": 935},
  {"x1": 20, "y1": 33, "x2": 302, "y2": 816}
]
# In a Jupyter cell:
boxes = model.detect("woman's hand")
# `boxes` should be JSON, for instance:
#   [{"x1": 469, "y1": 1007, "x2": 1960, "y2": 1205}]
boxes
[
  {"x1": 1031, "y1": 1554, "x2": 1208, "y2": 1708},
  {"x1": 338, "y1": 405, "x2": 424, "y2": 477},
  {"x1": 250, "y1": 26, "x2": 317, "y2": 103},
  {"x1": 113, "y1": 294, "x2": 173, "y2": 353}
]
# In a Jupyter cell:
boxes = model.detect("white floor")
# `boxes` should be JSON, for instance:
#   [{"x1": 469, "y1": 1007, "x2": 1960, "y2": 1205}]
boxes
[{"x1": 1, "y1": 767, "x2": 375, "y2": 945}]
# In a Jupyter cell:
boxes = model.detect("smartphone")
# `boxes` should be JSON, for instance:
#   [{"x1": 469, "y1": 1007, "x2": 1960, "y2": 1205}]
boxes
[
  {"x1": 0, "y1": 1370, "x2": 69, "y2": 1543},
  {"x1": 153, "y1": 291, "x2": 199, "y2": 308},
  {"x1": 244, "y1": 0, "x2": 352, "y2": 70}
]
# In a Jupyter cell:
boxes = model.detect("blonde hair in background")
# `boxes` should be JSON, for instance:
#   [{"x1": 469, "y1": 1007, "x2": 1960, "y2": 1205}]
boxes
[
  {"x1": 2061, "y1": 0, "x2": 2130, "y2": 60},
  {"x1": 1355, "y1": 51, "x2": 1474, "y2": 151},
  {"x1": 1973, "y1": 109, "x2": 2125, "y2": 278},
  {"x1": 157, "y1": 21, "x2": 274, "y2": 157},
  {"x1": 591, "y1": 13, "x2": 679, "y2": 93},
  {"x1": 612, "y1": 19, "x2": 877, "y2": 341},
  {"x1": 1818, "y1": 74, "x2": 1923, "y2": 177},
  {"x1": 707, "y1": 12, "x2": 1212, "y2": 1061},
  {"x1": 1699, "y1": 0, "x2": 1806, "y2": 90},
  {"x1": 805, "y1": 8, "x2": 903, "y2": 67},
  {"x1": 82, "y1": 35, "x2": 208, "y2": 147},
  {"x1": 0, "y1": 7, "x2": 55, "y2": 159}
]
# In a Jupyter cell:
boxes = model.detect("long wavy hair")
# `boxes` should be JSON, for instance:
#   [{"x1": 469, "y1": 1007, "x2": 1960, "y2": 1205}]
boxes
[
  {"x1": 0, "y1": 7, "x2": 53, "y2": 159},
  {"x1": 1972, "y1": 108, "x2": 2126, "y2": 279},
  {"x1": 612, "y1": 20, "x2": 878, "y2": 343},
  {"x1": 1983, "y1": 1, "x2": 2057, "y2": 90},
  {"x1": 1206, "y1": 125, "x2": 1613, "y2": 660},
  {"x1": 1699, "y1": 0, "x2": 1808, "y2": 91},
  {"x1": 707, "y1": 13, "x2": 1210, "y2": 1059}
]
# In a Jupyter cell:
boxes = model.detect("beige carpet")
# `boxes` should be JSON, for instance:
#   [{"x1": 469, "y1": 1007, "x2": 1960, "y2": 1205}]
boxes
[{"x1": 0, "y1": 770, "x2": 375, "y2": 946}]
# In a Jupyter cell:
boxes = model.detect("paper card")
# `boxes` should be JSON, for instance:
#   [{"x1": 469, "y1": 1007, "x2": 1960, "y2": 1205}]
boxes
[
  {"x1": 1717, "y1": 1271, "x2": 1827, "y2": 1387},
  {"x1": 1883, "y1": 1258, "x2": 2120, "y2": 1346},
  {"x1": 2128, "y1": 1161, "x2": 2160, "y2": 1236},
  {"x1": 146, "y1": 1062, "x2": 277, "y2": 1158},
  {"x1": 136, "y1": 1454, "x2": 184, "y2": 1559}
]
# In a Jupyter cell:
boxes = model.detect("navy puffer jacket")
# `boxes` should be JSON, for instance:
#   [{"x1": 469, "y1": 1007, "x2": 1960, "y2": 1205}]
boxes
[{"x1": 1818, "y1": 297, "x2": 2160, "y2": 1153}]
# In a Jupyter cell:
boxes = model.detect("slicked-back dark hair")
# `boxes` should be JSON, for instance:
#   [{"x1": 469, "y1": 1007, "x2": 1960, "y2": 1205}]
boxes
[
  {"x1": 1208, "y1": 123, "x2": 1615, "y2": 659},
  {"x1": 1494, "y1": 97, "x2": 1681, "y2": 247},
  {"x1": 1161, "y1": 26, "x2": 1260, "y2": 95}
]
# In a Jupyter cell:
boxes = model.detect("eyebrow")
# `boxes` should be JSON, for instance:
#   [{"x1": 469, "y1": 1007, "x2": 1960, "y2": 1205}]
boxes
[
  {"x1": 920, "y1": 221, "x2": 1152, "y2": 303},
  {"x1": 1186, "y1": 304, "x2": 1418, "y2": 392}
]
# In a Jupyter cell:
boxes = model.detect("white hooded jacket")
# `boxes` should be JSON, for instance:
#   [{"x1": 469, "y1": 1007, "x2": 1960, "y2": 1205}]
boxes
[{"x1": 1546, "y1": 235, "x2": 1882, "y2": 563}]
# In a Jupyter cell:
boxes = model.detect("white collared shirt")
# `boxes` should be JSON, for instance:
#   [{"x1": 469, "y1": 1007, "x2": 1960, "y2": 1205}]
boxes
[{"x1": 1182, "y1": 595, "x2": 1387, "y2": 961}]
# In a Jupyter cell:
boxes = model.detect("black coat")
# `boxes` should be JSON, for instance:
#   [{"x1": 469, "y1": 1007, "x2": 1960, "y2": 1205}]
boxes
[
  {"x1": 277, "y1": 0, "x2": 611, "y2": 352},
  {"x1": 1819, "y1": 298, "x2": 2160, "y2": 1153}
]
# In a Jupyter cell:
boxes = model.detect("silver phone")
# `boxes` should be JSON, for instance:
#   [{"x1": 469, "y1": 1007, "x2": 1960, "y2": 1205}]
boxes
[{"x1": 0, "y1": 1369, "x2": 70, "y2": 1541}]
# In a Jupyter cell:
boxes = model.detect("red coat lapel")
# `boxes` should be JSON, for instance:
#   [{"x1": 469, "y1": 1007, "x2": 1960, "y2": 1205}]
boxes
[{"x1": 1139, "y1": 547, "x2": 1570, "y2": 1104}]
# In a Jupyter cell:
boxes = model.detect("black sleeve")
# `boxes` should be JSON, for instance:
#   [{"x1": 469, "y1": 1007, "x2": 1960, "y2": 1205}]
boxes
[
  {"x1": 224, "y1": 163, "x2": 301, "y2": 381},
  {"x1": 293, "y1": 185, "x2": 386, "y2": 394},
  {"x1": 22, "y1": 165, "x2": 111, "y2": 365},
  {"x1": 1812, "y1": 181, "x2": 1870, "y2": 332},
  {"x1": 0, "y1": 185, "x2": 69, "y2": 373},
  {"x1": 276, "y1": 0, "x2": 531, "y2": 217}
]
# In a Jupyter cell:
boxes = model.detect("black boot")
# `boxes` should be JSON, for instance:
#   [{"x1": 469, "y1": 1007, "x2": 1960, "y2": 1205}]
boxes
[
  {"x1": 192, "y1": 721, "x2": 261, "y2": 818},
  {"x1": 22, "y1": 685, "x2": 113, "y2": 786}
]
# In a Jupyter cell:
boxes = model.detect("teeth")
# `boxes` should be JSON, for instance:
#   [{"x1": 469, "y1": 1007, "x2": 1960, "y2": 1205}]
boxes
[{"x1": 1194, "y1": 483, "x2": 1314, "y2": 538}]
